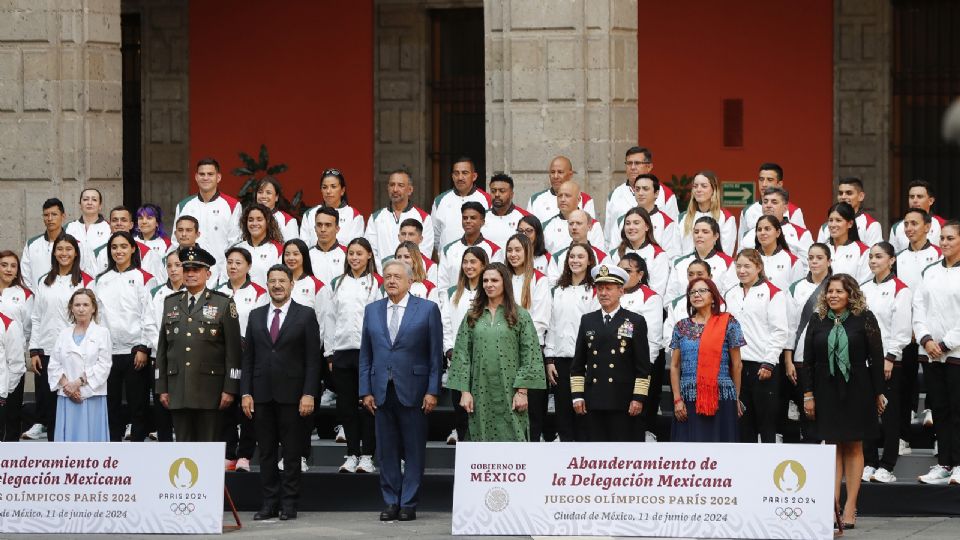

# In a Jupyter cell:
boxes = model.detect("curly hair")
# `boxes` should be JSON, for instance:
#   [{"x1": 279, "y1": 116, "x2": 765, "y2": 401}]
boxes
[
  {"x1": 814, "y1": 273, "x2": 867, "y2": 318},
  {"x1": 240, "y1": 203, "x2": 283, "y2": 245}
]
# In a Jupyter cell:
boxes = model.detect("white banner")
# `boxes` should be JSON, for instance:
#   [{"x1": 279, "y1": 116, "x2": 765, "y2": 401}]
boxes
[
  {"x1": 0, "y1": 442, "x2": 225, "y2": 534},
  {"x1": 453, "y1": 442, "x2": 835, "y2": 539}
]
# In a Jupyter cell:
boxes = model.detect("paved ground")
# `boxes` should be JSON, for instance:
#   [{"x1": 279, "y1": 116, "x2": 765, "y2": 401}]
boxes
[{"x1": 0, "y1": 513, "x2": 956, "y2": 539}]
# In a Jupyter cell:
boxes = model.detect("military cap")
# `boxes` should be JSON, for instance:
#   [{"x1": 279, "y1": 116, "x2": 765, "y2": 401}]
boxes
[
  {"x1": 591, "y1": 264, "x2": 628, "y2": 286},
  {"x1": 178, "y1": 245, "x2": 216, "y2": 269}
]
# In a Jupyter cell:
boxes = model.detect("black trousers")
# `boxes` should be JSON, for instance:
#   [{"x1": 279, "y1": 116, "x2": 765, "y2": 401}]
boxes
[
  {"x1": 924, "y1": 362, "x2": 960, "y2": 467},
  {"x1": 778, "y1": 362, "x2": 818, "y2": 443},
  {"x1": 899, "y1": 343, "x2": 920, "y2": 435},
  {"x1": 740, "y1": 361, "x2": 779, "y2": 443},
  {"x1": 106, "y1": 353, "x2": 151, "y2": 442},
  {"x1": 3, "y1": 377, "x2": 24, "y2": 441},
  {"x1": 449, "y1": 389, "x2": 470, "y2": 441},
  {"x1": 222, "y1": 399, "x2": 257, "y2": 460},
  {"x1": 529, "y1": 357, "x2": 579, "y2": 442},
  {"x1": 32, "y1": 355, "x2": 57, "y2": 440},
  {"x1": 170, "y1": 409, "x2": 224, "y2": 442},
  {"x1": 148, "y1": 361, "x2": 173, "y2": 441},
  {"x1": 639, "y1": 350, "x2": 666, "y2": 439},
  {"x1": 585, "y1": 409, "x2": 632, "y2": 442},
  {"x1": 332, "y1": 360, "x2": 375, "y2": 456},
  {"x1": 253, "y1": 401, "x2": 305, "y2": 512},
  {"x1": 865, "y1": 364, "x2": 902, "y2": 470}
]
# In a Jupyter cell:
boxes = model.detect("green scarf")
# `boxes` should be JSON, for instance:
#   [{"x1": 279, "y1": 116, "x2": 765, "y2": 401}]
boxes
[{"x1": 826, "y1": 310, "x2": 851, "y2": 382}]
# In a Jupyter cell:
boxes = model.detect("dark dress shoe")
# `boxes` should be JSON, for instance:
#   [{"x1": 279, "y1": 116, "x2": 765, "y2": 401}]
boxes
[
  {"x1": 379, "y1": 504, "x2": 400, "y2": 521},
  {"x1": 253, "y1": 508, "x2": 278, "y2": 521},
  {"x1": 279, "y1": 510, "x2": 297, "y2": 521},
  {"x1": 398, "y1": 507, "x2": 417, "y2": 521}
]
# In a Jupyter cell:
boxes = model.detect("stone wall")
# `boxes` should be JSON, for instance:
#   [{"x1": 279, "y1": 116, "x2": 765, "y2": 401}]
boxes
[
  {"x1": 123, "y1": 0, "x2": 189, "y2": 218},
  {"x1": 484, "y1": 0, "x2": 638, "y2": 219},
  {"x1": 834, "y1": 0, "x2": 892, "y2": 226},
  {"x1": 0, "y1": 0, "x2": 122, "y2": 251}
]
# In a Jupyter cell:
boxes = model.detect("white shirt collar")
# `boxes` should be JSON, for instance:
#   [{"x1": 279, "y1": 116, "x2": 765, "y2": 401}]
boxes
[
  {"x1": 270, "y1": 299, "x2": 292, "y2": 315},
  {"x1": 601, "y1": 306, "x2": 620, "y2": 319},
  {"x1": 388, "y1": 293, "x2": 410, "y2": 309}
]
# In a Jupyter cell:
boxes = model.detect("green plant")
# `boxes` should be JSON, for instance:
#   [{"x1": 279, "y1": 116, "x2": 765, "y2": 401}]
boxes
[
  {"x1": 232, "y1": 144, "x2": 307, "y2": 218},
  {"x1": 668, "y1": 173, "x2": 694, "y2": 210}
]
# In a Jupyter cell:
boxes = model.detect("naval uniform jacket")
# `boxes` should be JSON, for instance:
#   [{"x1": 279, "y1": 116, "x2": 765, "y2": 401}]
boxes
[{"x1": 571, "y1": 309, "x2": 651, "y2": 410}]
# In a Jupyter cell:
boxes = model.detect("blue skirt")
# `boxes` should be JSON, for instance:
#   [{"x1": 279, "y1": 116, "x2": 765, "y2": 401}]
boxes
[
  {"x1": 54, "y1": 395, "x2": 110, "y2": 442},
  {"x1": 671, "y1": 399, "x2": 739, "y2": 443}
]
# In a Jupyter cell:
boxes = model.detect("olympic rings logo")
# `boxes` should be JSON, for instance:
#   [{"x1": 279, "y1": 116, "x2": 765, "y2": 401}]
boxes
[
  {"x1": 775, "y1": 507, "x2": 803, "y2": 519},
  {"x1": 170, "y1": 502, "x2": 196, "y2": 515}
]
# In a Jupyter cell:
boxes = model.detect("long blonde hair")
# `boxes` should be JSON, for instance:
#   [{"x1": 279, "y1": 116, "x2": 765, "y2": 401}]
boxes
[
  {"x1": 683, "y1": 170, "x2": 722, "y2": 237},
  {"x1": 395, "y1": 241, "x2": 426, "y2": 282},
  {"x1": 505, "y1": 234, "x2": 534, "y2": 309}
]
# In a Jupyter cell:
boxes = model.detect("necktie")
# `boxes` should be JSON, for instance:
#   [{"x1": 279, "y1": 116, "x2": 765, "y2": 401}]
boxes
[
  {"x1": 389, "y1": 305, "x2": 400, "y2": 343},
  {"x1": 188, "y1": 296, "x2": 195, "y2": 312},
  {"x1": 604, "y1": 314, "x2": 612, "y2": 325},
  {"x1": 270, "y1": 308, "x2": 281, "y2": 343}
]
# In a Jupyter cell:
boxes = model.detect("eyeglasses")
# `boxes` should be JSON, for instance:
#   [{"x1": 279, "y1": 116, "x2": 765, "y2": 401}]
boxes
[
  {"x1": 517, "y1": 227, "x2": 536, "y2": 236},
  {"x1": 625, "y1": 160, "x2": 652, "y2": 167},
  {"x1": 688, "y1": 288, "x2": 711, "y2": 298},
  {"x1": 322, "y1": 168, "x2": 342, "y2": 177}
]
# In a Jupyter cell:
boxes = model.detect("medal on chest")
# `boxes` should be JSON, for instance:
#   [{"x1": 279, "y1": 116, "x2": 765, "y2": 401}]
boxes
[
  {"x1": 618, "y1": 320, "x2": 634, "y2": 339},
  {"x1": 202, "y1": 305, "x2": 219, "y2": 320}
]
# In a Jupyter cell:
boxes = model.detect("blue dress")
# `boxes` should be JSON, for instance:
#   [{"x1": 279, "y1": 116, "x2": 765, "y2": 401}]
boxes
[
  {"x1": 53, "y1": 334, "x2": 110, "y2": 442},
  {"x1": 669, "y1": 317, "x2": 746, "y2": 442}
]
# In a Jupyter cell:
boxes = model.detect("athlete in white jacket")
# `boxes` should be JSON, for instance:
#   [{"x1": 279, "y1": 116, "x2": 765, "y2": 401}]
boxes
[
  {"x1": 912, "y1": 220, "x2": 960, "y2": 484},
  {"x1": 607, "y1": 207, "x2": 672, "y2": 296},
  {"x1": 895, "y1": 208, "x2": 943, "y2": 290},
  {"x1": 724, "y1": 249, "x2": 788, "y2": 444},
  {"x1": 299, "y1": 169, "x2": 366, "y2": 247},
  {"x1": 366, "y1": 170, "x2": 434, "y2": 265},
  {"x1": 752, "y1": 215, "x2": 806, "y2": 291},
  {"x1": 95, "y1": 231, "x2": 159, "y2": 443},
  {"x1": 431, "y1": 159, "x2": 491, "y2": 250},
  {"x1": 0, "y1": 311, "x2": 26, "y2": 402},
  {"x1": 174, "y1": 159, "x2": 243, "y2": 268},
  {"x1": 861, "y1": 242, "x2": 913, "y2": 482}
]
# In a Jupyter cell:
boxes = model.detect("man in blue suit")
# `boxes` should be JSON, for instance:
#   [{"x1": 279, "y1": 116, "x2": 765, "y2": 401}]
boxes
[{"x1": 360, "y1": 259, "x2": 443, "y2": 522}]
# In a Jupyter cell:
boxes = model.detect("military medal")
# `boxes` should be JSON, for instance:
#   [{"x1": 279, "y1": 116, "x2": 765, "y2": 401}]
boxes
[
  {"x1": 618, "y1": 321, "x2": 634, "y2": 338},
  {"x1": 203, "y1": 305, "x2": 219, "y2": 320}
]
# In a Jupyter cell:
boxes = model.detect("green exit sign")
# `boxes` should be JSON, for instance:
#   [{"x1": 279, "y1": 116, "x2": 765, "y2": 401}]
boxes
[{"x1": 721, "y1": 182, "x2": 755, "y2": 207}]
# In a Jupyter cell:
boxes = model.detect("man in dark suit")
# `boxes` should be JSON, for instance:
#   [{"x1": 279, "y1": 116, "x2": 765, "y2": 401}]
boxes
[
  {"x1": 157, "y1": 246, "x2": 241, "y2": 442},
  {"x1": 240, "y1": 264, "x2": 321, "y2": 521},
  {"x1": 359, "y1": 259, "x2": 443, "y2": 522},
  {"x1": 571, "y1": 264, "x2": 651, "y2": 442}
]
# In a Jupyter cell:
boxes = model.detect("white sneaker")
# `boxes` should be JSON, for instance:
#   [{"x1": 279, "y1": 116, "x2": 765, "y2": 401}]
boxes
[
  {"x1": 552, "y1": 434, "x2": 561, "y2": 442},
  {"x1": 951, "y1": 467, "x2": 960, "y2": 485},
  {"x1": 871, "y1": 467, "x2": 897, "y2": 483},
  {"x1": 645, "y1": 431, "x2": 658, "y2": 443},
  {"x1": 547, "y1": 394, "x2": 556, "y2": 413},
  {"x1": 334, "y1": 425, "x2": 346, "y2": 443},
  {"x1": 339, "y1": 455, "x2": 358, "y2": 473},
  {"x1": 235, "y1": 458, "x2": 251, "y2": 472},
  {"x1": 310, "y1": 430, "x2": 321, "y2": 441},
  {"x1": 921, "y1": 409, "x2": 934, "y2": 427},
  {"x1": 277, "y1": 458, "x2": 284, "y2": 471},
  {"x1": 776, "y1": 433, "x2": 784, "y2": 444},
  {"x1": 123, "y1": 424, "x2": 132, "y2": 441},
  {"x1": 899, "y1": 439, "x2": 912, "y2": 456},
  {"x1": 918, "y1": 465, "x2": 952, "y2": 484},
  {"x1": 910, "y1": 410, "x2": 918, "y2": 424},
  {"x1": 300, "y1": 457, "x2": 309, "y2": 473},
  {"x1": 446, "y1": 429, "x2": 458, "y2": 445},
  {"x1": 356, "y1": 455, "x2": 377, "y2": 473},
  {"x1": 861, "y1": 465, "x2": 876, "y2": 482},
  {"x1": 21, "y1": 423, "x2": 46, "y2": 440},
  {"x1": 320, "y1": 389, "x2": 337, "y2": 407},
  {"x1": 934, "y1": 441, "x2": 939, "y2": 456}
]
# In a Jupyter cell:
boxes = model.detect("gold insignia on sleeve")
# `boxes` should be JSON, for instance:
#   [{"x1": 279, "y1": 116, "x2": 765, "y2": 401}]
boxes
[
  {"x1": 571, "y1": 376, "x2": 585, "y2": 393},
  {"x1": 634, "y1": 377, "x2": 650, "y2": 396},
  {"x1": 229, "y1": 302, "x2": 238, "y2": 319}
]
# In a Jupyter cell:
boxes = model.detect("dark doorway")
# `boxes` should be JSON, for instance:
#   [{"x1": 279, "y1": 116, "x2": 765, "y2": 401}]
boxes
[
  {"x1": 429, "y1": 8, "x2": 486, "y2": 194},
  {"x1": 892, "y1": 0, "x2": 960, "y2": 219},
  {"x1": 121, "y1": 13, "x2": 142, "y2": 210}
]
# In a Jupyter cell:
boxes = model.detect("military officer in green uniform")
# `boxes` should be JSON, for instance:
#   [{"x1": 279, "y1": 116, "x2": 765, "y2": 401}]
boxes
[
  {"x1": 157, "y1": 246, "x2": 242, "y2": 442},
  {"x1": 571, "y1": 264, "x2": 651, "y2": 442}
]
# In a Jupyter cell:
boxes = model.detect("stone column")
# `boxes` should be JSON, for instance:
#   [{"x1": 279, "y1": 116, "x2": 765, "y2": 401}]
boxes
[
  {"x1": 834, "y1": 0, "x2": 892, "y2": 226},
  {"x1": 0, "y1": 0, "x2": 122, "y2": 249},
  {"x1": 485, "y1": 0, "x2": 638, "y2": 219}
]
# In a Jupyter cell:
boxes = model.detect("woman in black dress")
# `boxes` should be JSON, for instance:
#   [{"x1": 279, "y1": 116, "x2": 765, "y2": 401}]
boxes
[{"x1": 801, "y1": 274, "x2": 885, "y2": 529}]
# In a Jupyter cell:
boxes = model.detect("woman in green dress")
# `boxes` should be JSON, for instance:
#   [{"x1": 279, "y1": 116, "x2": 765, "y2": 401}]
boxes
[{"x1": 447, "y1": 263, "x2": 547, "y2": 441}]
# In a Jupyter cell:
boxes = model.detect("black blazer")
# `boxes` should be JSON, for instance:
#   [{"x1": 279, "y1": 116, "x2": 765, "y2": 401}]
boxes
[
  {"x1": 240, "y1": 300, "x2": 322, "y2": 404},
  {"x1": 571, "y1": 308, "x2": 651, "y2": 410}
]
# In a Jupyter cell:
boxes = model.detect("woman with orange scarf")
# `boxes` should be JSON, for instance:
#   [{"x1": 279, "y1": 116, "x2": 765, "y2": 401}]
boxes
[{"x1": 669, "y1": 278, "x2": 745, "y2": 442}]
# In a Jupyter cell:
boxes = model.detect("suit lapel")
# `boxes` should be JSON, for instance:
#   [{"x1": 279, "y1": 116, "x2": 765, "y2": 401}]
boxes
[
  {"x1": 380, "y1": 298, "x2": 391, "y2": 345},
  {"x1": 393, "y1": 297, "x2": 419, "y2": 347},
  {"x1": 274, "y1": 303, "x2": 298, "y2": 343}
]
